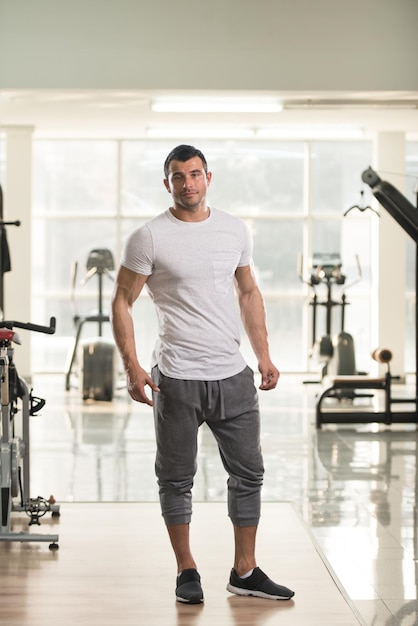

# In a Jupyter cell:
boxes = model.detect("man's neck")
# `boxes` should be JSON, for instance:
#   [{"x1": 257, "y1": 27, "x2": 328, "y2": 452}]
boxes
[{"x1": 169, "y1": 205, "x2": 210, "y2": 223}]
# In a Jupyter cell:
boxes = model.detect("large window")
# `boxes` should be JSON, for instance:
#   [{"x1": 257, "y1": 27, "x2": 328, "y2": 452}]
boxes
[
  {"x1": 405, "y1": 142, "x2": 418, "y2": 371},
  {"x1": 32, "y1": 139, "x2": 374, "y2": 373},
  {"x1": 308, "y1": 142, "x2": 374, "y2": 374},
  {"x1": 32, "y1": 141, "x2": 120, "y2": 369}
]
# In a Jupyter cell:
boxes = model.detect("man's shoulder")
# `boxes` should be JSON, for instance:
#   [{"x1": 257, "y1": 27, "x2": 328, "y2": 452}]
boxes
[
  {"x1": 125, "y1": 212, "x2": 167, "y2": 246},
  {"x1": 145, "y1": 210, "x2": 170, "y2": 227},
  {"x1": 211, "y1": 207, "x2": 245, "y2": 226},
  {"x1": 132, "y1": 210, "x2": 170, "y2": 237}
]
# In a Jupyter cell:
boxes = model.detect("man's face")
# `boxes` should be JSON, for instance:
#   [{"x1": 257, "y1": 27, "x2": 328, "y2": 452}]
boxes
[{"x1": 164, "y1": 157, "x2": 212, "y2": 211}]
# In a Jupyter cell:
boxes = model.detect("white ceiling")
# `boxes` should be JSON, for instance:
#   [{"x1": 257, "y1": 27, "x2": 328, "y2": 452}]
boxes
[{"x1": 1, "y1": 89, "x2": 418, "y2": 139}]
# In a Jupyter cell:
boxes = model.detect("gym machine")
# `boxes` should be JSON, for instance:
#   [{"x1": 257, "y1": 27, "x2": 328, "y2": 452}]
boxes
[
  {"x1": 0, "y1": 317, "x2": 59, "y2": 549},
  {"x1": 65, "y1": 248, "x2": 116, "y2": 401},
  {"x1": 316, "y1": 347, "x2": 414, "y2": 428},
  {"x1": 299, "y1": 252, "x2": 361, "y2": 381},
  {"x1": 315, "y1": 168, "x2": 418, "y2": 427}
]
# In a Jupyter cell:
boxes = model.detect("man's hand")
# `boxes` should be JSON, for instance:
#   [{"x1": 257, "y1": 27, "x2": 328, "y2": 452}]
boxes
[
  {"x1": 258, "y1": 362, "x2": 280, "y2": 390},
  {"x1": 126, "y1": 366, "x2": 160, "y2": 406}
]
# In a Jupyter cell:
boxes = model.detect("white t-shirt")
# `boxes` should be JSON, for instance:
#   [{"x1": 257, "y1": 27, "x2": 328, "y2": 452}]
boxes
[{"x1": 121, "y1": 207, "x2": 252, "y2": 380}]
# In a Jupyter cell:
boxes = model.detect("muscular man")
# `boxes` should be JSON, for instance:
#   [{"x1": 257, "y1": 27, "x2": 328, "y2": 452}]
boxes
[{"x1": 111, "y1": 144, "x2": 294, "y2": 604}]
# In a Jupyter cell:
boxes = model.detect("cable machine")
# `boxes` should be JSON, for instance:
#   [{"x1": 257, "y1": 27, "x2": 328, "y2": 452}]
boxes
[{"x1": 299, "y1": 252, "x2": 361, "y2": 381}]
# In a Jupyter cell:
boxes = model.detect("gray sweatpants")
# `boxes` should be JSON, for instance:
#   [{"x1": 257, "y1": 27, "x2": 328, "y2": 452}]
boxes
[{"x1": 151, "y1": 365, "x2": 264, "y2": 527}]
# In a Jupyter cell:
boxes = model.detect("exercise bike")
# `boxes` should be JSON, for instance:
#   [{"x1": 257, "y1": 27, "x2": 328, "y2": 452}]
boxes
[
  {"x1": 0, "y1": 317, "x2": 59, "y2": 549},
  {"x1": 299, "y1": 252, "x2": 362, "y2": 382}
]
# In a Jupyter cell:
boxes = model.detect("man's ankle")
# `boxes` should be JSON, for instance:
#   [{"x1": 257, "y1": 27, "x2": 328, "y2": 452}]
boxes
[
  {"x1": 177, "y1": 562, "x2": 198, "y2": 574},
  {"x1": 234, "y1": 562, "x2": 257, "y2": 577}
]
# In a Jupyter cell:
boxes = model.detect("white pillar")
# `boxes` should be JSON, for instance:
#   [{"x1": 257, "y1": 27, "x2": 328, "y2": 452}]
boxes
[
  {"x1": 3, "y1": 126, "x2": 34, "y2": 380},
  {"x1": 372, "y1": 132, "x2": 407, "y2": 377}
]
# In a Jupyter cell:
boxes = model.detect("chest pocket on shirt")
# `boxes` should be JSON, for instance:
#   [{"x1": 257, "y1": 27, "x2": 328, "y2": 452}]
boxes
[{"x1": 212, "y1": 257, "x2": 237, "y2": 294}]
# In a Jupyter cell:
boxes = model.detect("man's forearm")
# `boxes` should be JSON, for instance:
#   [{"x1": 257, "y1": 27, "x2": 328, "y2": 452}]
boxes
[
  {"x1": 110, "y1": 301, "x2": 139, "y2": 373},
  {"x1": 111, "y1": 299, "x2": 159, "y2": 405},
  {"x1": 239, "y1": 286, "x2": 279, "y2": 390},
  {"x1": 239, "y1": 289, "x2": 271, "y2": 363}
]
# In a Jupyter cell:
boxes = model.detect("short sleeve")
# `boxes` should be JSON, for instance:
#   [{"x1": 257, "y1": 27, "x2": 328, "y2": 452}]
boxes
[
  {"x1": 120, "y1": 225, "x2": 154, "y2": 276},
  {"x1": 237, "y1": 219, "x2": 253, "y2": 267}
]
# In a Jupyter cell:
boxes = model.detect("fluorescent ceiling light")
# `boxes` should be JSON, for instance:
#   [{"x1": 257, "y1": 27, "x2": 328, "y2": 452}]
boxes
[
  {"x1": 285, "y1": 100, "x2": 418, "y2": 110},
  {"x1": 256, "y1": 125, "x2": 364, "y2": 139},
  {"x1": 146, "y1": 124, "x2": 364, "y2": 140},
  {"x1": 147, "y1": 126, "x2": 255, "y2": 139},
  {"x1": 151, "y1": 97, "x2": 283, "y2": 113}
]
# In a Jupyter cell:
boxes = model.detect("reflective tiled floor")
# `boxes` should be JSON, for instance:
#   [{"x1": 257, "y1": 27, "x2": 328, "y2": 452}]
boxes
[{"x1": 27, "y1": 373, "x2": 418, "y2": 626}]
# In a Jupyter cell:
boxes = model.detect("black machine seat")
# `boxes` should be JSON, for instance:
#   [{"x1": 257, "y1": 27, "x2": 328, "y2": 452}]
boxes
[
  {"x1": 324, "y1": 374, "x2": 386, "y2": 387},
  {"x1": 86, "y1": 249, "x2": 115, "y2": 272}
]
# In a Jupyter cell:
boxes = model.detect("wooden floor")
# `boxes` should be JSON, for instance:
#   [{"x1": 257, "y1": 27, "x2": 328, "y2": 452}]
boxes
[{"x1": 0, "y1": 502, "x2": 362, "y2": 626}]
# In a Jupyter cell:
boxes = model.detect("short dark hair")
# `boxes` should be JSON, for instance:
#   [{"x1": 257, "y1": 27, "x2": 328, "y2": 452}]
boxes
[{"x1": 164, "y1": 144, "x2": 208, "y2": 178}]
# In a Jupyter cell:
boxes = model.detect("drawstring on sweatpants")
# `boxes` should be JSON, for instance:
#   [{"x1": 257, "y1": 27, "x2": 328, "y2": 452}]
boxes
[{"x1": 205, "y1": 380, "x2": 226, "y2": 420}]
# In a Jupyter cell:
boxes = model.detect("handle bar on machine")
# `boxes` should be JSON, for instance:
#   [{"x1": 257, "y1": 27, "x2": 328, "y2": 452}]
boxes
[{"x1": 0, "y1": 317, "x2": 56, "y2": 335}]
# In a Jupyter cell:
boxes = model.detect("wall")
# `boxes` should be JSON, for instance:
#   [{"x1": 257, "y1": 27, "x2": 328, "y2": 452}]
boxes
[{"x1": 1, "y1": 0, "x2": 418, "y2": 91}]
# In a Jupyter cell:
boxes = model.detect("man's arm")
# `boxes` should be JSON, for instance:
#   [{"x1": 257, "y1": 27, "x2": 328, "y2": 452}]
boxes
[
  {"x1": 234, "y1": 264, "x2": 279, "y2": 390},
  {"x1": 110, "y1": 265, "x2": 160, "y2": 406}
]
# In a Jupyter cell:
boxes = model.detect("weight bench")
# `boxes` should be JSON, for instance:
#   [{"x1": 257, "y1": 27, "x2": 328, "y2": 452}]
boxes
[{"x1": 316, "y1": 349, "x2": 418, "y2": 428}]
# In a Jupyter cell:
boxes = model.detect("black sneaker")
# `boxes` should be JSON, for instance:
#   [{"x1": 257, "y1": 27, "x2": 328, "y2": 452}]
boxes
[
  {"x1": 175, "y1": 568, "x2": 204, "y2": 604},
  {"x1": 227, "y1": 567, "x2": 294, "y2": 600}
]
